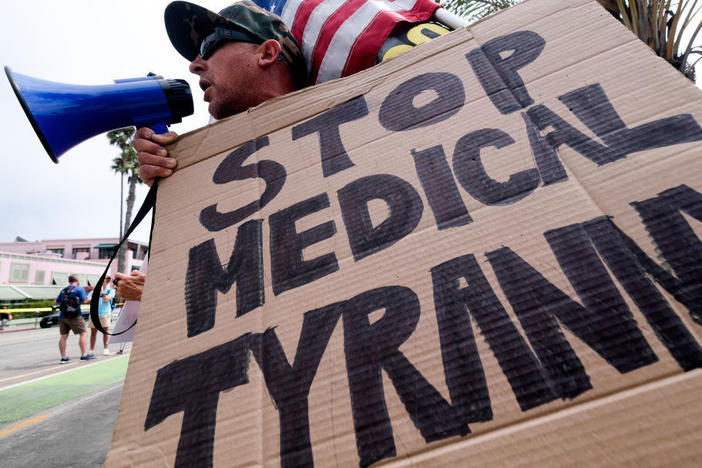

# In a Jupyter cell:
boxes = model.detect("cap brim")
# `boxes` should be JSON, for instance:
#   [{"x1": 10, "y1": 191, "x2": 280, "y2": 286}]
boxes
[{"x1": 165, "y1": 1, "x2": 237, "y2": 61}]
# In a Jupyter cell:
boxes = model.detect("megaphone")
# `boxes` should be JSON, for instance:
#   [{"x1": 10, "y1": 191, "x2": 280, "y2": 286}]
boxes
[{"x1": 4, "y1": 66, "x2": 194, "y2": 163}]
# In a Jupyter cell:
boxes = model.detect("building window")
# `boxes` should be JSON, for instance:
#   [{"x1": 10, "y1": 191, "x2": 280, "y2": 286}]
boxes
[
  {"x1": 46, "y1": 248, "x2": 64, "y2": 257},
  {"x1": 35, "y1": 270, "x2": 46, "y2": 284},
  {"x1": 98, "y1": 247, "x2": 117, "y2": 260},
  {"x1": 10, "y1": 263, "x2": 30, "y2": 283},
  {"x1": 51, "y1": 272, "x2": 69, "y2": 286},
  {"x1": 72, "y1": 247, "x2": 91, "y2": 260}
]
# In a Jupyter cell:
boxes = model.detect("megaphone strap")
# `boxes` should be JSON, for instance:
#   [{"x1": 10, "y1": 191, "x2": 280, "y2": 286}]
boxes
[{"x1": 90, "y1": 179, "x2": 158, "y2": 336}]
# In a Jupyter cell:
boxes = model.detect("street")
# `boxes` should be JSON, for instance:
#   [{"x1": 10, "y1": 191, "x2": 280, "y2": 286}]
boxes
[
  {"x1": 0, "y1": 323, "x2": 129, "y2": 386},
  {"x1": 0, "y1": 382, "x2": 123, "y2": 467},
  {"x1": 0, "y1": 324, "x2": 132, "y2": 466}
]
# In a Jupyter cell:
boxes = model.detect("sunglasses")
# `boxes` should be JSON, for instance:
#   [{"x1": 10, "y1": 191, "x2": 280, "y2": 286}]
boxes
[{"x1": 199, "y1": 27, "x2": 262, "y2": 60}]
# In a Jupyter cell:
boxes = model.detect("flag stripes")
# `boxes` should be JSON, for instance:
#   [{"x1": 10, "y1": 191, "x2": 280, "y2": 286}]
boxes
[{"x1": 257, "y1": 0, "x2": 441, "y2": 84}]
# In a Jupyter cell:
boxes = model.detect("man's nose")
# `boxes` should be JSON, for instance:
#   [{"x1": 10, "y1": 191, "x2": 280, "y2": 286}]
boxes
[{"x1": 189, "y1": 56, "x2": 207, "y2": 74}]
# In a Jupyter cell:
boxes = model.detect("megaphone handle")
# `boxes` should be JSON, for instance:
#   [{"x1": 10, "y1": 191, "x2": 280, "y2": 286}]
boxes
[{"x1": 151, "y1": 122, "x2": 169, "y2": 135}]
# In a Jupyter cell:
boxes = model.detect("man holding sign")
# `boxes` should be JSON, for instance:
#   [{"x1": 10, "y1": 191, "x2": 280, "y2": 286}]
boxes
[
  {"x1": 115, "y1": 0, "x2": 307, "y2": 331},
  {"x1": 135, "y1": 0, "x2": 308, "y2": 185},
  {"x1": 137, "y1": 0, "x2": 464, "y2": 183},
  {"x1": 126, "y1": 0, "x2": 465, "y2": 307}
]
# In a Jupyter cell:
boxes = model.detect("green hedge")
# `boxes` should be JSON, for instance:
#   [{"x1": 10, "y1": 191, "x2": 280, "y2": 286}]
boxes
[
  {"x1": 7, "y1": 309, "x2": 56, "y2": 320},
  {"x1": 2, "y1": 300, "x2": 56, "y2": 319}
]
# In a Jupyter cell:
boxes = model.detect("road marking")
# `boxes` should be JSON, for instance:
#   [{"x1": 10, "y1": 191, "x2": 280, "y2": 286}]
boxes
[
  {"x1": 0, "y1": 327, "x2": 36, "y2": 334},
  {"x1": 0, "y1": 364, "x2": 80, "y2": 387},
  {"x1": 0, "y1": 354, "x2": 129, "y2": 391},
  {"x1": 0, "y1": 414, "x2": 50, "y2": 438}
]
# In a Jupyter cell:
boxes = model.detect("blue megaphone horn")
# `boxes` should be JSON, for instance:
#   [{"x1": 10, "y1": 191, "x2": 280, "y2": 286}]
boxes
[{"x1": 4, "y1": 66, "x2": 194, "y2": 163}]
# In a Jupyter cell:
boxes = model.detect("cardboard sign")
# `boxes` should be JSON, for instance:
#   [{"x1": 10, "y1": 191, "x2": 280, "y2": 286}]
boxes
[{"x1": 106, "y1": 0, "x2": 702, "y2": 466}]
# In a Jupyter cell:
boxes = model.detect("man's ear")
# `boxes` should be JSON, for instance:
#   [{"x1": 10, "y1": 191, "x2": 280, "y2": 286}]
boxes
[{"x1": 258, "y1": 39, "x2": 283, "y2": 68}]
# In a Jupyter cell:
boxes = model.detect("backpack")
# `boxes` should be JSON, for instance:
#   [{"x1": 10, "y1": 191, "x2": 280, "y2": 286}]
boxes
[{"x1": 59, "y1": 286, "x2": 82, "y2": 318}]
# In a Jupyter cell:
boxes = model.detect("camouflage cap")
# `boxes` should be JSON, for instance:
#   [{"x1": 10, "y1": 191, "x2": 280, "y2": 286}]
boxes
[{"x1": 164, "y1": 1, "x2": 307, "y2": 88}]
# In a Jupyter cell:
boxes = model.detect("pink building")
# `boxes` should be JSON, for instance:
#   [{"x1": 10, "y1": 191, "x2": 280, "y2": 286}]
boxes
[{"x1": 0, "y1": 237, "x2": 147, "y2": 302}]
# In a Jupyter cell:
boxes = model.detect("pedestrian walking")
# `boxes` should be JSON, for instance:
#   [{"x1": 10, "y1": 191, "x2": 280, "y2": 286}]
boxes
[{"x1": 55, "y1": 275, "x2": 94, "y2": 363}]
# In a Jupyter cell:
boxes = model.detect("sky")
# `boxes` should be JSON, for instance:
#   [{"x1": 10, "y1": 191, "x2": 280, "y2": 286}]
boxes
[
  {"x1": 0, "y1": 1, "x2": 232, "y2": 244},
  {"x1": 0, "y1": 1, "x2": 700, "y2": 246}
]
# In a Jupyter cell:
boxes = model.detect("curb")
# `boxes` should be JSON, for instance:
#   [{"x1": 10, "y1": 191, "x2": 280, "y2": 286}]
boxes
[
  {"x1": 0, "y1": 328, "x2": 36, "y2": 334},
  {"x1": 0, "y1": 319, "x2": 40, "y2": 334}
]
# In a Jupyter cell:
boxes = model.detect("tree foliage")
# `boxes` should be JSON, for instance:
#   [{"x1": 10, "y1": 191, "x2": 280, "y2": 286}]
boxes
[
  {"x1": 598, "y1": 0, "x2": 701, "y2": 82},
  {"x1": 438, "y1": 0, "x2": 521, "y2": 22},
  {"x1": 437, "y1": 0, "x2": 701, "y2": 83}
]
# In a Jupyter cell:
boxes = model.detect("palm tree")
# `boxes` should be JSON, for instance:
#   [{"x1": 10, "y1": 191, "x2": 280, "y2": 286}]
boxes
[
  {"x1": 107, "y1": 127, "x2": 141, "y2": 273},
  {"x1": 596, "y1": 0, "x2": 701, "y2": 82},
  {"x1": 438, "y1": 0, "x2": 521, "y2": 22},
  {"x1": 438, "y1": 0, "x2": 701, "y2": 83}
]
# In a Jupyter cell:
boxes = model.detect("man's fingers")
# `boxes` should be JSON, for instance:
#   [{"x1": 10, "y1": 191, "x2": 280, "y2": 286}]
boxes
[
  {"x1": 134, "y1": 127, "x2": 179, "y2": 185},
  {"x1": 137, "y1": 151, "x2": 177, "y2": 169},
  {"x1": 140, "y1": 164, "x2": 174, "y2": 186},
  {"x1": 135, "y1": 127, "x2": 154, "y2": 139},
  {"x1": 152, "y1": 132, "x2": 178, "y2": 144},
  {"x1": 133, "y1": 137, "x2": 166, "y2": 154},
  {"x1": 138, "y1": 150, "x2": 177, "y2": 185},
  {"x1": 134, "y1": 128, "x2": 178, "y2": 154},
  {"x1": 135, "y1": 127, "x2": 178, "y2": 141}
]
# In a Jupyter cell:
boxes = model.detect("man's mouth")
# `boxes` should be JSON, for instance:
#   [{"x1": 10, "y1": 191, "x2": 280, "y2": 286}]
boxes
[
  {"x1": 200, "y1": 79, "x2": 213, "y2": 101},
  {"x1": 199, "y1": 79, "x2": 212, "y2": 92}
]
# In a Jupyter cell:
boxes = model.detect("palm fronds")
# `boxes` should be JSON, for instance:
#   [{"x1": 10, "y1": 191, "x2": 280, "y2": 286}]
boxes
[
  {"x1": 438, "y1": 1, "x2": 700, "y2": 83},
  {"x1": 599, "y1": 0, "x2": 701, "y2": 81},
  {"x1": 438, "y1": 0, "x2": 521, "y2": 22},
  {"x1": 107, "y1": 128, "x2": 140, "y2": 183}
]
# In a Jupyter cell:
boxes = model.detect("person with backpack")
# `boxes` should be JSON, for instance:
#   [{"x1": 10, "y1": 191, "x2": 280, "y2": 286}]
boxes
[{"x1": 55, "y1": 275, "x2": 94, "y2": 364}]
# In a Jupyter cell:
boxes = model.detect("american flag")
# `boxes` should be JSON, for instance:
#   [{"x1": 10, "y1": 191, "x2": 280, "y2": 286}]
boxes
[{"x1": 254, "y1": 0, "x2": 442, "y2": 84}]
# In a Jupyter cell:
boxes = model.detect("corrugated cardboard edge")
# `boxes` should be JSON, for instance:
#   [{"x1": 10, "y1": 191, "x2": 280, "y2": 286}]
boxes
[{"x1": 381, "y1": 369, "x2": 702, "y2": 467}]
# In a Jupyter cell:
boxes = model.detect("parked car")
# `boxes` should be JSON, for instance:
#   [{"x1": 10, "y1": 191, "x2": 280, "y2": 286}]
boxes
[{"x1": 39, "y1": 305, "x2": 90, "y2": 328}]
